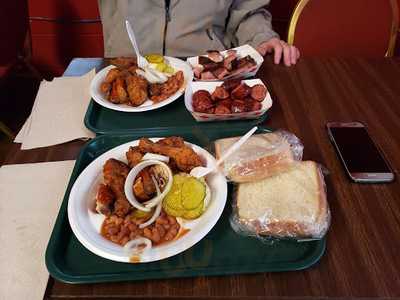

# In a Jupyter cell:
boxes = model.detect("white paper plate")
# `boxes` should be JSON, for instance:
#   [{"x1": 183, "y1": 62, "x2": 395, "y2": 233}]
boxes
[
  {"x1": 186, "y1": 44, "x2": 264, "y2": 82},
  {"x1": 185, "y1": 79, "x2": 273, "y2": 122},
  {"x1": 68, "y1": 138, "x2": 227, "y2": 263},
  {"x1": 90, "y1": 57, "x2": 194, "y2": 112}
]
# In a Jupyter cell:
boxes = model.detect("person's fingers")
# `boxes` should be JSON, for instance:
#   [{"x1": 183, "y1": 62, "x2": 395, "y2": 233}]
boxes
[
  {"x1": 290, "y1": 46, "x2": 297, "y2": 65},
  {"x1": 296, "y1": 48, "x2": 300, "y2": 59},
  {"x1": 273, "y1": 43, "x2": 283, "y2": 64},
  {"x1": 281, "y1": 42, "x2": 291, "y2": 66},
  {"x1": 256, "y1": 45, "x2": 266, "y2": 56}
]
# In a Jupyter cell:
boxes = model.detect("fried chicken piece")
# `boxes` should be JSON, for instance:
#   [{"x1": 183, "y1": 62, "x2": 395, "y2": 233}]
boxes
[
  {"x1": 100, "y1": 82, "x2": 111, "y2": 95},
  {"x1": 126, "y1": 146, "x2": 144, "y2": 168},
  {"x1": 103, "y1": 159, "x2": 131, "y2": 217},
  {"x1": 138, "y1": 138, "x2": 202, "y2": 172},
  {"x1": 132, "y1": 168, "x2": 157, "y2": 201},
  {"x1": 128, "y1": 65, "x2": 139, "y2": 74},
  {"x1": 149, "y1": 83, "x2": 163, "y2": 98},
  {"x1": 150, "y1": 71, "x2": 184, "y2": 103},
  {"x1": 109, "y1": 57, "x2": 137, "y2": 69},
  {"x1": 109, "y1": 77, "x2": 128, "y2": 104},
  {"x1": 156, "y1": 136, "x2": 185, "y2": 147},
  {"x1": 104, "y1": 68, "x2": 121, "y2": 83},
  {"x1": 126, "y1": 74, "x2": 148, "y2": 106},
  {"x1": 133, "y1": 176, "x2": 151, "y2": 201},
  {"x1": 95, "y1": 184, "x2": 115, "y2": 216}
]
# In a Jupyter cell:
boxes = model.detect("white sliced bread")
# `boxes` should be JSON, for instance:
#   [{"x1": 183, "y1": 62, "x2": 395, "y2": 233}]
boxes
[
  {"x1": 236, "y1": 161, "x2": 329, "y2": 238},
  {"x1": 215, "y1": 132, "x2": 295, "y2": 183}
]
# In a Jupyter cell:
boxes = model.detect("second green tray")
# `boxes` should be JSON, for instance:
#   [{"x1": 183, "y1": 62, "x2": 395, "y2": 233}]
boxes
[{"x1": 84, "y1": 98, "x2": 268, "y2": 135}]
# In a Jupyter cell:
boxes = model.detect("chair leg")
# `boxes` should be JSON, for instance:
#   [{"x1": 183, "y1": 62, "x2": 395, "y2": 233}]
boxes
[{"x1": 0, "y1": 121, "x2": 15, "y2": 140}]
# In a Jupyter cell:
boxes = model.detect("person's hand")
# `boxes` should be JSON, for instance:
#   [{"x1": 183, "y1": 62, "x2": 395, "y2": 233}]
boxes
[{"x1": 256, "y1": 38, "x2": 300, "y2": 66}]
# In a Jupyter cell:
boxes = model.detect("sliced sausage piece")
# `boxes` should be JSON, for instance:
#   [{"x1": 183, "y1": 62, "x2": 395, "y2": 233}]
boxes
[
  {"x1": 222, "y1": 78, "x2": 241, "y2": 92},
  {"x1": 231, "y1": 100, "x2": 247, "y2": 113},
  {"x1": 198, "y1": 56, "x2": 214, "y2": 65},
  {"x1": 231, "y1": 83, "x2": 251, "y2": 99},
  {"x1": 205, "y1": 107, "x2": 215, "y2": 114},
  {"x1": 246, "y1": 99, "x2": 262, "y2": 112},
  {"x1": 193, "y1": 65, "x2": 204, "y2": 79},
  {"x1": 193, "y1": 90, "x2": 212, "y2": 102},
  {"x1": 215, "y1": 104, "x2": 231, "y2": 114},
  {"x1": 250, "y1": 84, "x2": 267, "y2": 101},
  {"x1": 192, "y1": 90, "x2": 214, "y2": 113},
  {"x1": 213, "y1": 67, "x2": 230, "y2": 79},
  {"x1": 211, "y1": 86, "x2": 229, "y2": 101},
  {"x1": 207, "y1": 50, "x2": 224, "y2": 63},
  {"x1": 223, "y1": 53, "x2": 237, "y2": 71},
  {"x1": 200, "y1": 71, "x2": 217, "y2": 80}
]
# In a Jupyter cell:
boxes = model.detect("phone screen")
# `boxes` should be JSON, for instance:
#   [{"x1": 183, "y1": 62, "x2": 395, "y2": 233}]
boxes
[{"x1": 330, "y1": 127, "x2": 391, "y2": 173}]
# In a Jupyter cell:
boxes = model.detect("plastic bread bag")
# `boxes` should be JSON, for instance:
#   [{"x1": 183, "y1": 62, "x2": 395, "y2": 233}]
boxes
[
  {"x1": 229, "y1": 161, "x2": 331, "y2": 242},
  {"x1": 214, "y1": 129, "x2": 304, "y2": 183}
]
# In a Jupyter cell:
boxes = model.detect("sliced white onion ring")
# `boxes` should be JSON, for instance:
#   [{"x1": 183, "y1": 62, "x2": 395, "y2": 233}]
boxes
[
  {"x1": 139, "y1": 201, "x2": 162, "y2": 229},
  {"x1": 124, "y1": 160, "x2": 173, "y2": 212},
  {"x1": 143, "y1": 173, "x2": 166, "y2": 209},
  {"x1": 146, "y1": 67, "x2": 168, "y2": 82},
  {"x1": 142, "y1": 153, "x2": 170, "y2": 163},
  {"x1": 203, "y1": 181, "x2": 211, "y2": 210},
  {"x1": 123, "y1": 237, "x2": 152, "y2": 256}
]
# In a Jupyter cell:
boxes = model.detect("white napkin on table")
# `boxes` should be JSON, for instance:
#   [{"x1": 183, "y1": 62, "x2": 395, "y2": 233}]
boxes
[
  {"x1": 15, "y1": 69, "x2": 95, "y2": 149},
  {"x1": 0, "y1": 160, "x2": 75, "y2": 300}
]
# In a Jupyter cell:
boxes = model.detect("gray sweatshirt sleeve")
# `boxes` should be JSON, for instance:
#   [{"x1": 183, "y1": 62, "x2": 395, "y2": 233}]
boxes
[{"x1": 225, "y1": 0, "x2": 279, "y2": 49}]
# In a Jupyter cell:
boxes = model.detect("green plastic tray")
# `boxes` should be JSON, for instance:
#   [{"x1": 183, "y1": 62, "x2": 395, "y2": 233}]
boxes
[
  {"x1": 84, "y1": 98, "x2": 268, "y2": 135},
  {"x1": 46, "y1": 127, "x2": 326, "y2": 284}
]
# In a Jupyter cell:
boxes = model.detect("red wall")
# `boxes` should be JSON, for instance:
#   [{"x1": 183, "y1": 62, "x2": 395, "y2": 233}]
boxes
[
  {"x1": 0, "y1": 1, "x2": 28, "y2": 66},
  {"x1": 28, "y1": 0, "x2": 103, "y2": 77},
  {"x1": 26, "y1": 0, "x2": 400, "y2": 77}
]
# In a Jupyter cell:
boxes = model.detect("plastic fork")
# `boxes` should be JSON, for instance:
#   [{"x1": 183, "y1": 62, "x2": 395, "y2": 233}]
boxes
[
  {"x1": 190, "y1": 126, "x2": 258, "y2": 178},
  {"x1": 125, "y1": 20, "x2": 148, "y2": 69}
]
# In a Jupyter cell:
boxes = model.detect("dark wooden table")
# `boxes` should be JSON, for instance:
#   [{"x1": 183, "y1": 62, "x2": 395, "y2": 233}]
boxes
[{"x1": 4, "y1": 57, "x2": 400, "y2": 299}]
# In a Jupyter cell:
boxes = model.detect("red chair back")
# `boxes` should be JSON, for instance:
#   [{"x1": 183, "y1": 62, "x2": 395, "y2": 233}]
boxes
[
  {"x1": 288, "y1": 0, "x2": 399, "y2": 57},
  {"x1": 0, "y1": 1, "x2": 28, "y2": 67}
]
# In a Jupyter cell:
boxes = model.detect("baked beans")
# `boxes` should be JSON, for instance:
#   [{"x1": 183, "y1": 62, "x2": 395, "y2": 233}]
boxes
[{"x1": 101, "y1": 210, "x2": 180, "y2": 246}]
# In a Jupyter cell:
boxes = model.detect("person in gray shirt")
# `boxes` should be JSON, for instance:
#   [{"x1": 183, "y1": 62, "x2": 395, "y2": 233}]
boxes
[{"x1": 99, "y1": 0, "x2": 300, "y2": 66}]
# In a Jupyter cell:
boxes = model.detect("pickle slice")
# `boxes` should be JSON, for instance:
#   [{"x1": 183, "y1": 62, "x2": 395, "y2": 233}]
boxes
[
  {"x1": 164, "y1": 65, "x2": 175, "y2": 74},
  {"x1": 163, "y1": 201, "x2": 184, "y2": 217},
  {"x1": 155, "y1": 62, "x2": 167, "y2": 72},
  {"x1": 164, "y1": 188, "x2": 185, "y2": 210},
  {"x1": 181, "y1": 177, "x2": 205, "y2": 210},
  {"x1": 163, "y1": 174, "x2": 185, "y2": 210},
  {"x1": 130, "y1": 209, "x2": 153, "y2": 219},
  {"x1": 182, "y1": 202, "x2": 204, "y2": 219},
  {"x1": 145, "y1": 54, "x2": 164, "y2": 64}
]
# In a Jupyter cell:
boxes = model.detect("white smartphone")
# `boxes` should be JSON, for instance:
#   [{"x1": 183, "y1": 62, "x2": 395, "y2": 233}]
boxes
[{"x1": 326, "y1": 122, "x2": 394, "y2": 183}]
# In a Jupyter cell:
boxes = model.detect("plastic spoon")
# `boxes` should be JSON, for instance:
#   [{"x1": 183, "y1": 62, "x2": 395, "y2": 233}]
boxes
[
  {"x1": 125, "y1": 20, "x2": 148, "y2": 69},
  {"x1": 190, "y1": 126, "x2": 258, "y2": 178}
]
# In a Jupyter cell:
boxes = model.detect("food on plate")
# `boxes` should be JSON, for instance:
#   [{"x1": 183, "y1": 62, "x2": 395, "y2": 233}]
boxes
[
  {"x1": 101, "y1": 210, "x2": 180, "y2": 246},
  {"x1": 148, "y1": 70, "x2": 184, "y2": 103},
  {"x1": 109, "y1": 57, "x2": 137, "y2": 69},
  {"x1": 94, "y1": 137, "x2": 210, "y2": 251},
  {"x1": 192, "y1": 49, "x2": 257, "y2": 80},
  {"x1": 145, "y1": 54, "x2": 175, "y2": 74},
  {"x1": 100, "y1": 56, "x2": 184, "y2": 106},
  {"x1": 163, "y1": 174, "x2": 210, "y2": 219},
  {"x1": 126, "y1": 74, "x2": 148, "y2": 106},
  {"x1": 138, "y1": 138, "x2": 203, "y2": 172},
  {"x1": 192, "y1": 79, "x2": 267, "y2": 114},
  {"x1": 234, "y1": 161, "x2": 329, "y2": 238},
  {"x1": 103, "y1": 158, "x2": 131, "y2": 217},
  {"x1": 214, "y1": 132, "x2": 297, "y2": 183}
]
